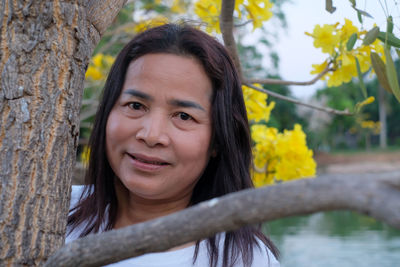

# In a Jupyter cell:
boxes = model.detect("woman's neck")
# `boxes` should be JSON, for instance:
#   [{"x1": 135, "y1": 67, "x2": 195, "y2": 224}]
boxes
[{"x1": 113, "y1": 182, "x2": 192, "y2": 229}]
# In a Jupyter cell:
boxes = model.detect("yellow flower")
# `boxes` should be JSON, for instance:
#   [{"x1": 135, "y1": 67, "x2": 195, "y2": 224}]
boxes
[
  {"x1": 103, "y1": 55, "x2": 115, "y2": 67},
  {"x1": 251, "y1": 124, "x2": 277, "y2": 171},
  {"x1": 92, "y1": 54, "x2": 115, "y2": 68},
  {"x1": 356, "y1": 96, "x2": 375, "y2": 111},
  {"x1": 325, "y1": 52, "x2": 358, "y2": 87},
  {"x1": 339, "y1": 18, "x2": 358, "y2": 41},
  {"x1": 251, "y1": 124, "x2": 277, "y2": 144},
  {"x1": 312, "y1": 24, "x2": 340, "y2": 54},
  {"x1": 274, "y1": 124, "x2": 316, "y2": 181},
  {"x1": 171, "y1": 0, "x2": 186, "y2": 13},
  {"x1": 195, "y1": 0, "x2": 273, "y2": 33},
  {"x1": 134, "y1": 16, "x2": 169, "y2": 33},
  {"x1": 194, "y1": 0, "x2": 221, "y2": 33},
  {"x1": 245, "y1": 0, "x2": 273, "y2": 29},
  {"x1": 81, "y1": 146, "x2": 91, "y2": 166},
  {"x1": 310, "y1": 60, "x2": 328, "y2": 77},
  {"x1": 251, "y1": 170, "x2": 274, "y2": 187},
  {"x1": 85, "y1": 66, "x2": 103, "y2": 81},
  {"x1": 93, "y1": 54, "x2": 104, "y2": 68},
  {"x1": 242, "y1": 84, "x2": 275, "y2": 123},
  {"x1": 360, "y1": 120, "x2": 380, "y2": 134}
]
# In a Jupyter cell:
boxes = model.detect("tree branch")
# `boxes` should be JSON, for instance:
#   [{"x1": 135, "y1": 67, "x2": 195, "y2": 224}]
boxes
[
  {"x1": 45, "y1": 171, "x2": 400, "y2": 266},
  {"x1": 220, "y1": 0, "x2": 243, "y2": 79},
  {"x1": 244, "y1": 83, "x2": 352, "y2": 115},
  {"x1": 246, "y1": 64, "x2": 332, "y2": 86},
  {"x1": 86, "y1": 0, "x2": 128, "y2": 47}
]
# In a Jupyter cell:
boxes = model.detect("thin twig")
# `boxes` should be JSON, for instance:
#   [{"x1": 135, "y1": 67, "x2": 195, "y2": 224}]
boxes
[
  {"x1": 246, "y1": 64, "x2": 333, "y2": 86},
  {"x1": 220, "y1": 0, "x2": 243, "y2": 79},
  {"x1": 234, "y1": 20, "x2": 253, "y2": 27},
  {"x1": 244, "y1": 83, "x2": 352, "y2": 116}
]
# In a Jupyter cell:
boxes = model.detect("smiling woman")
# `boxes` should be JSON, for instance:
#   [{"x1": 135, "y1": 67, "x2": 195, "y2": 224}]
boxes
[
  {"x1": 67, "y1": 24, "x2": 279, "y2": 267},
  {"x1": 106, "y1": 54, "x2": 213, "y2": 221}
]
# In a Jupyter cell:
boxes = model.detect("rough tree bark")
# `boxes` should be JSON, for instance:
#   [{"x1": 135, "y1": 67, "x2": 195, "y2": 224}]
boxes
[{"x1": 0, "y1": 0, "x2": 126, "y2": 265}]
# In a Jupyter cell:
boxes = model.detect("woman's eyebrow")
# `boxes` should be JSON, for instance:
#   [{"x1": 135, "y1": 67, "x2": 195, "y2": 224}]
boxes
[
  {"x1": 168, "y1": 99, "x2": 205, "y2": 111},
  {"x1": 123, "y1": 89, "x2": 153, "y2": 101}
]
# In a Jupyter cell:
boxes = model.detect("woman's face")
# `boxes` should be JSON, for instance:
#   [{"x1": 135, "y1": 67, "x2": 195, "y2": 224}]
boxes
[{"x1": 106, "y1": 53, "x2": 213, "y2": 201}]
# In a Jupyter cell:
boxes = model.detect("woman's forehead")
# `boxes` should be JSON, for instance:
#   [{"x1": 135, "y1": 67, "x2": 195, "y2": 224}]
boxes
[{"x1": 122, "y1": 53, "x2": 213, "y2": 98}]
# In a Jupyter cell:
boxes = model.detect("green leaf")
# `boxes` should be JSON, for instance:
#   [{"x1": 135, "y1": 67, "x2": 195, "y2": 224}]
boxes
[
  {"x1": 347, "y1": 33, "x2": 358, "y2": 51},
  {"x1": 384, "y1": 47, "x2": 400, "y2": 103},
  {"x1": 355, "y1": 57, "x2": 367, "y2": 98},
  {"x1": 363, "y1": 26, "x2": 379, "y2": 45},
  {"x1": 377, "y1": 31, "x2": 400, "y2": 48},
  {"x1": 370, "y1": 52, "x2": 392, "y2": 94},
  {"x1": 349, "y1": 0, "x2": 356, "y2": 6},
  {"x1": 387, "y1": 16, "x2": 394, "y2": 34},
  {"x1": 357, "y1": 11, "x2": 363, "y2": 23},
  {"x1": 396, "y1": 49, "x2": 400, "y2": 59},
  {"x1": 352, "y1": 7, "x2": 373, "y2": 18}
]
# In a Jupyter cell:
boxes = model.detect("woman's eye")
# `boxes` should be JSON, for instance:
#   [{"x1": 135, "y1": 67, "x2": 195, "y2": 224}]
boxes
[
  {"x1": 128, "y1": 102, "x2": 143, "y2": 110},
  {"x1": 178, "y1": 112, "x2": 192, "y2": 121}
]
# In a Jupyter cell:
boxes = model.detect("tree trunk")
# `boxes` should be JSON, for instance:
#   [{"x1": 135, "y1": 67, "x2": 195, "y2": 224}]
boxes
[
  {"x1": 0, "y1": 1, "x2": 125, "y2": 265},
  {"x1": 378, "y1": 85, "x2": 387, "y2": 149}
]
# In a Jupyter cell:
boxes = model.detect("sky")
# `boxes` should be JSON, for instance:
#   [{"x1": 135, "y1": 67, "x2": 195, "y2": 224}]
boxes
[{"x1": 262, "y1": 0, "x2": 400, "y2": 99}]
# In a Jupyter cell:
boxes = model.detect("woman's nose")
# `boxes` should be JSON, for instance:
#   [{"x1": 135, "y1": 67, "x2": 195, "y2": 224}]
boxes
[{"x1": 135, "y1": 113, "x2": 170, "y2": 147}]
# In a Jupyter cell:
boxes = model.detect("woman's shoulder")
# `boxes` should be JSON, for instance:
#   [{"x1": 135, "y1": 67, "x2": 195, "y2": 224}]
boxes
[
  {"x1": 66, "y1": 185, "x2": 87, "y2": 243},
  {"x1": 251, "y1": 237, "x2": 280, "y2": 267},
  {"x1": 70, "y1": 185, "x2": 85, "y2": 209}
]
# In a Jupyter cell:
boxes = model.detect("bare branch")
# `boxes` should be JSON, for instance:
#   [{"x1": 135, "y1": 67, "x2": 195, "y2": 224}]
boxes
[
  {"x1": 244, "y1": 83, "x2": 352, "y2": 115},
  {"x1": 86, "y1": 0, "x2": 128, "y2": 46},
  {"x1": 246, "y1": 64, "x2": 332, "y2": 86},
  {"x1": 234, "y1": 20, "x2": 253, "y2": 28},
  {"x1": 46, "y1": 172, "x2": 400, "y2": 267},
  {"x1": 220, "y1": 0, "x2": 243, "y2": 79}
]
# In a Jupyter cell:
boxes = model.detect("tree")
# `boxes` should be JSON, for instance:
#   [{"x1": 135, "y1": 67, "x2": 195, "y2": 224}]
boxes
[
  {"x1": 0, "y1": 1, "x2": 126, "y2": 265},
  {"x1": 1, "y1": 0, "x2": 399, "y2": 266}
]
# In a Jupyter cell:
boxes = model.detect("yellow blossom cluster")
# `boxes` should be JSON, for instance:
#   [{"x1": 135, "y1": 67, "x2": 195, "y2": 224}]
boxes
[
  {"x1": 360, "y1": 120, "x2": 380, "y2": 135},
  {"x1": 242, "y1": 84, "x2": 275, "y2": 122},
  {"x1": 307, "y1": 19, "x2": 385, "y2": 87},
  {"x1": 251, "y1": 123, "x2": 316, "y2": 186},
  {"x1": 133, "y1": 16, "x2": 169, "y2": 33},
  {"x1": 85, "y1": 54, "x2": 115, "y2": 81},
  {"x1": 194, "y1": 0, "x2": 273, "y2": 33},
  {"x1": 243, "y1": 85, "x2": 316, "y2": 186},
  {"x1": 355, "y1": 96, "x2": 375, "y2": 112}
]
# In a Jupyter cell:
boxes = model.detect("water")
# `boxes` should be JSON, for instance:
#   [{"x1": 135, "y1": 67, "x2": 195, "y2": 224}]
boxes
[{"x1": 264, "y1": 211, "x2": 400, "y2": 267}]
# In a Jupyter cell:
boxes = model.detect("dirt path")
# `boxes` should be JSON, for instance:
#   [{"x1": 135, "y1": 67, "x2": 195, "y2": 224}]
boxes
[{"x1": 315, "y1": 150, "x2": 400, "y2": 174}]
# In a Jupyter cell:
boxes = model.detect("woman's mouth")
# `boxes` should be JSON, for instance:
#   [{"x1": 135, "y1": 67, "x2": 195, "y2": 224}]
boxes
[{"x1": 127, "y1": 153, "x2": 170, "y2": 170}]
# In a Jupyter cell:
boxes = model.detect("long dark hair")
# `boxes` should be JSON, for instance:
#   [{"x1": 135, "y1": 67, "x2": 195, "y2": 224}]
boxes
[{"x1": 68, "y1": 23, "x2": 279, "y2": 266}]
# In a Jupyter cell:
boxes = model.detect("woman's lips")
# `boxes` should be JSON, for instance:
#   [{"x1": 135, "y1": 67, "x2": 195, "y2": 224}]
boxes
[{"x1": 127, "y1": 153, "x2": 170, "y2": 171}]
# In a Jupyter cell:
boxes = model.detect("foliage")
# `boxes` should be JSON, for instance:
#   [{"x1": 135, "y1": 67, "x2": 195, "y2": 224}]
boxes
[
  {"x1": 306, "y1": 19, "x2": 385, "y2": 88},
  {"x1": 314, "y1": 64, "x2": 400, "y2": 150},
  {"x1": 306, "y1": 4, "x2": 400, "y2": 106}
]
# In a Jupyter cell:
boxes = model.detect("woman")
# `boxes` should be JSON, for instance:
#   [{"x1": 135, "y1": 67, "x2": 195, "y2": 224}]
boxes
[{"x1": 67, "y1": 23, "x2": 279, "y2": 267}]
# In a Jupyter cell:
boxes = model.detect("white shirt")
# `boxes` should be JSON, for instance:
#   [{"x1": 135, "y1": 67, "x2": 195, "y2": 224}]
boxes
[{"x1": 67, "y1": 186, "x2": 280, "y2": 267}]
